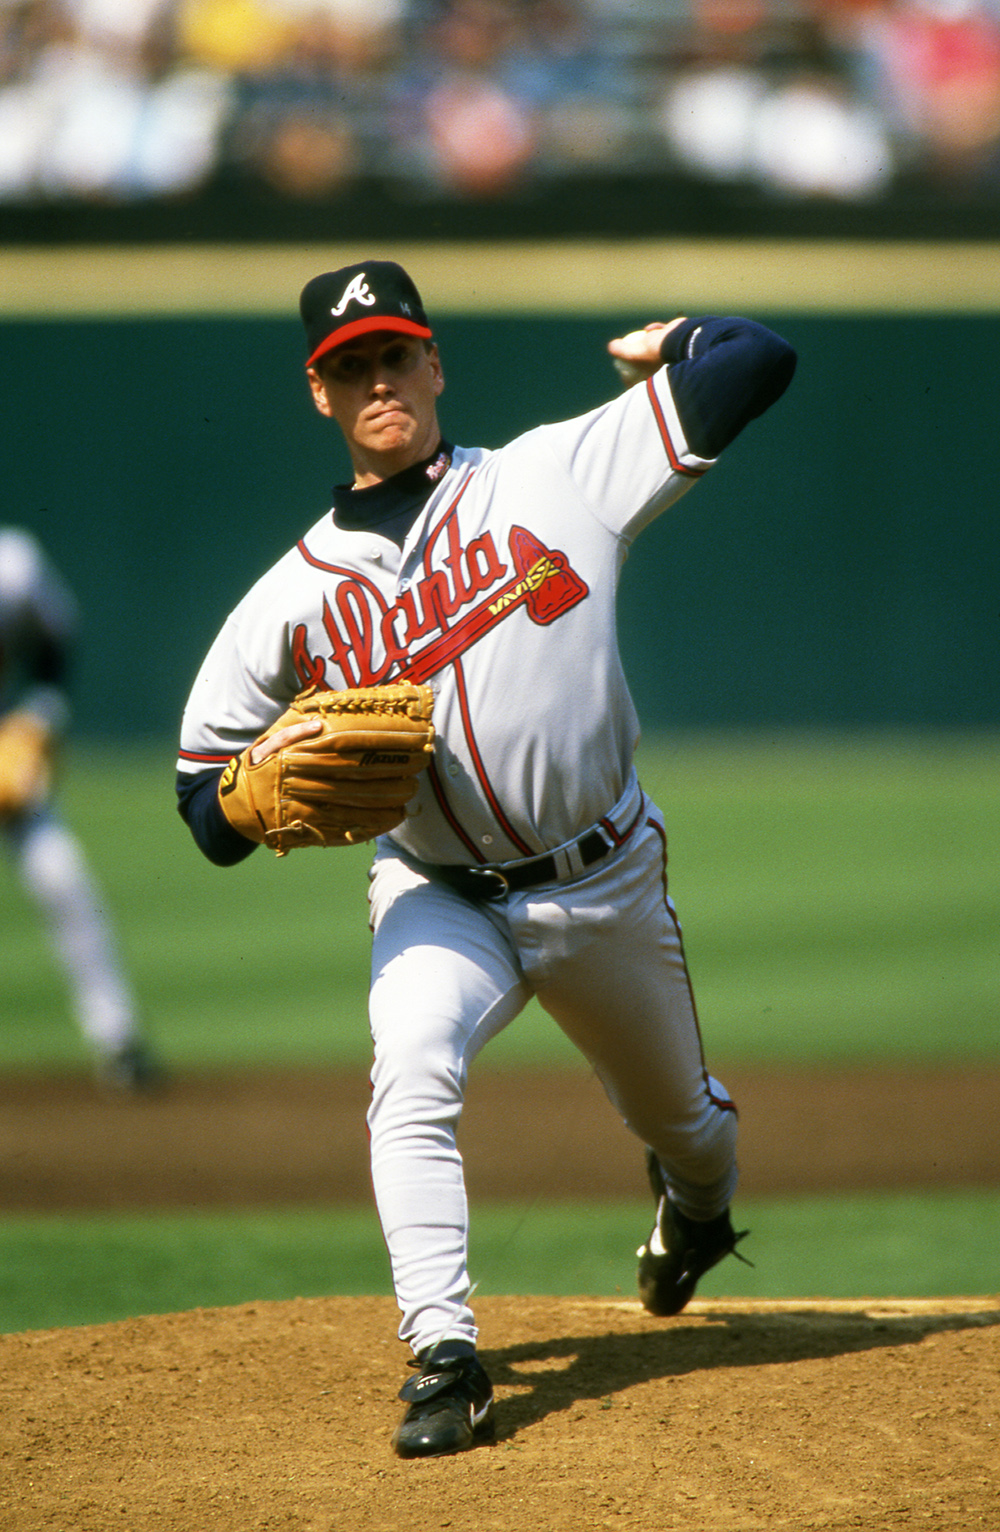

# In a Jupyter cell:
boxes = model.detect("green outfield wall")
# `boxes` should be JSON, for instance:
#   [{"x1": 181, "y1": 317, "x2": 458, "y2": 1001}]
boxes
[{"x1": 2, "y1": 242, "x2": 997, "y2": 737}]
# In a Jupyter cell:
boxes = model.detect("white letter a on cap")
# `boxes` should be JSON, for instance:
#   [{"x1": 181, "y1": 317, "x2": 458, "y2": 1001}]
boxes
[{"x1": 331, "y1": 273, "x2": 376, "y2": 317}]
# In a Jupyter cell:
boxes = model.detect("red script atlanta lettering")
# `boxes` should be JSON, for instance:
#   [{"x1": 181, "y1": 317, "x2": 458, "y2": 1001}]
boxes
[{"x1": 292, "y1": 524, "x2": 588, "y2": 689}]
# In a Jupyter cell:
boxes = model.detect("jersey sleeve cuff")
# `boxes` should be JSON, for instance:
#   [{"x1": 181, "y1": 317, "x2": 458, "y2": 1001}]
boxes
[
  {"x1": 659, "y1": 317, "x2": 716, "y2": 366},
  {"x1": 176, "y1": 766, "x2": 259, "y2": 866}
]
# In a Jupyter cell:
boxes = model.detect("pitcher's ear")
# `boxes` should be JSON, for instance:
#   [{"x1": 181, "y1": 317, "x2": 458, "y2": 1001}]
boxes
[{"x1": 306, "y1": 365, "x2": 333, "y2": 417}]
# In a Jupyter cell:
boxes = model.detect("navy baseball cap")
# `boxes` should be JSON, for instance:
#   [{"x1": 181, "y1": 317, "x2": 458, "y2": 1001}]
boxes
[{"x1": 300, "y1": 260, "x2": 433, "y2": 367}]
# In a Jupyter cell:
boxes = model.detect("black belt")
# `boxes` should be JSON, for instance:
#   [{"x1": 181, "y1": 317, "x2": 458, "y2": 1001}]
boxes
[{"x1": 421, "y1": 826, "x2": 613, "y2": 902}]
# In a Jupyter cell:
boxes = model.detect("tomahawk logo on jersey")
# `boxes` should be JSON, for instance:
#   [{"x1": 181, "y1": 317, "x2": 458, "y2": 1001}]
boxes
[{"x1": 293, "y1": 518, "x2": 589, "y2": 692}]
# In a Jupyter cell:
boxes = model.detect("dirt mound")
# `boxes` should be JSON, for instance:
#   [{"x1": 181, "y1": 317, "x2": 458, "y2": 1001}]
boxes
[
  {"x1": 4, "y1": 1067, "x2": 998, "y2": 1527},
  {"x1": 3, "y1": 1294, "x2": 998, "y2": 1530}
]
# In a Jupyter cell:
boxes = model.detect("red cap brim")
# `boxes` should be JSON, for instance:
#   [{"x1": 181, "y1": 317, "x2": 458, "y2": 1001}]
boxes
[{"x1": 306, "y1": 315, "x2": 433, "y2": 368}]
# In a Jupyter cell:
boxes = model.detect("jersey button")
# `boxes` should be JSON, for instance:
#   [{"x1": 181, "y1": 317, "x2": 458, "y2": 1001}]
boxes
[{"x1": 482, "y1": 835, "x2": 493, "y2": 846}]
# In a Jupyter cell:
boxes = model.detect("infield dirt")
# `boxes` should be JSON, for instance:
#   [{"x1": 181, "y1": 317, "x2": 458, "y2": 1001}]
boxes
[
  {"x1": 3, "y1": 1294, "x2": 998, "y2": 1531},
  {"x1": 2, "y1": 1063, "x2": 998, "y2": 1209},
  {"x1": 2, "y1": 1066, "x2": 998, "y2": 1530}
]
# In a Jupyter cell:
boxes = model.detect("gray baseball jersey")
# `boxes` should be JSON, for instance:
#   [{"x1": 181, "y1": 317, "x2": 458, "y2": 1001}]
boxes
[{"x1": 178, "y1": 374, "x2": 707, "y2": 862}]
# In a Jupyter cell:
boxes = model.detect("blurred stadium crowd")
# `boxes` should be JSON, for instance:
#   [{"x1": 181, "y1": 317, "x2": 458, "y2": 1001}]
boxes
[{"x1": 1, "y1": 0, "x2": 998, "y2": 208}]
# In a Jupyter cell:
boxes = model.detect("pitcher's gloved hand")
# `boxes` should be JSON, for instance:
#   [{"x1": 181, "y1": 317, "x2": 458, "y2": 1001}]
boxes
[{"x1": 217, "y1": 682, "x2": 435, "y2": 855}]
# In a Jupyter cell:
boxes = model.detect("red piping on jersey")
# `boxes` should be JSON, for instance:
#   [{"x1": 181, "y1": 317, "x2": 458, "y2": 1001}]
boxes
[
  {"x1": 645, "y1": 377, "x2": 707, "y2": 479},
  {"x1": 411, "y1": 474, "x2": 538, "y2": 859},
  {"x1": 706, "y1": 1076, "x2": 738, "y2": 1114},
  {"x1": 178, "y1": 748, "x2": 232, "y2": 765},
  {"x1": 451, "y1": 656, "x2": 534, "y2": 857},
  {"x1": 598, "y1": 799, "x2": 644, "y2": 848},
  {"x1": 294, "y1": 546, "x2": 398, "y2": 689},
  {"x1": 295, "y1": 540, "x2": 388, "y2": 587},
  {"x1": 294, "y1": 477, "x2": 482, "y2": 690},
  {"x1": 646, "y1": 815, "x2": 737, "y2": 1114},
  {"x1": 427, "y1": 758, "x2": 485, "y2": 862},
  {"x1": 422, "y1": 471, "x2": 476, "y2": 570}
]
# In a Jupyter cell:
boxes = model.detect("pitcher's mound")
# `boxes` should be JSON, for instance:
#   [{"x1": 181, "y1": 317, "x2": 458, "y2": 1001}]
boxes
[{"x1": 3, "y1": 1294, "x2": 997, "y2": 1530}]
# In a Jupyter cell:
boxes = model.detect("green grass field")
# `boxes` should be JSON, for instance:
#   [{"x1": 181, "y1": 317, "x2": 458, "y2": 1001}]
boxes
[
  {"x1": 2, "y1": 730, "x2": 997, "y2": 1333},
  {"x1": 2, "y1": 1192, "x2": 997, "y2": 1336},
  {"x1": 4, "y1": 729, "x2": 998, "y2": 1071}
]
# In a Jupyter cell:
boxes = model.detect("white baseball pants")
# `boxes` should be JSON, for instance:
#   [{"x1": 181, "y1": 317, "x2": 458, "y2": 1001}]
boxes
[
  {"x1": 4, "y1": 809, "x2": 139, "y2": 1054},
  {"x1": 366, "y1": 799, "x2": 738, "y2": 1358}
]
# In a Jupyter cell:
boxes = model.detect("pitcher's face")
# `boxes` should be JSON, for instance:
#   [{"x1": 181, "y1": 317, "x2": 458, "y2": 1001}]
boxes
[{"x1": 307, "y1": 332, "x2": 444, "y2": 484}]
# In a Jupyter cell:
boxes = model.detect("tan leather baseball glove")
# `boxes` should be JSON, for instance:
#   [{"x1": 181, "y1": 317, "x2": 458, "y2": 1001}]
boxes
[
  {"x1": 0, "y1": 710, "x2": 55, "y2": 819},
  {"x1": 217, "y1": 682, "x2": 434, "y2": 855}
]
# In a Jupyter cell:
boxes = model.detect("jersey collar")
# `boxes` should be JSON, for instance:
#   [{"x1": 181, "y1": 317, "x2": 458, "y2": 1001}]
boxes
[{"x1": 332, "y1": 442, "x2": 453, "y2": 543}]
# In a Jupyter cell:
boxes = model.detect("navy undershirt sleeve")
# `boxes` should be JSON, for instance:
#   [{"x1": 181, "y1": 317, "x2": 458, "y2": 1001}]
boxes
[
  {"x1": 176, "y1": 767, "x2": 258, "y2": 866},
  {"x1": 659, "y1": 317, "x2": 797, "y2": 460}
]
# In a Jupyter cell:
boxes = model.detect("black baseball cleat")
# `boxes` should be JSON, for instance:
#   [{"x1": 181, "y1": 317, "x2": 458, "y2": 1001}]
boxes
[
  {"x1": 637, "y1": 1147, "x2": 751, "y2": 1317},
  {"x1": 391, "y1": 1350, "x2": 495, "y2": 1459}
]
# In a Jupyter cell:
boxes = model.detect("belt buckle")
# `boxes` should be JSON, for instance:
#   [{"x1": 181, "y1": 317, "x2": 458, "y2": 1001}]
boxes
[{"x1": 468, "y1": 866, "x2": 510, "y2": 900}]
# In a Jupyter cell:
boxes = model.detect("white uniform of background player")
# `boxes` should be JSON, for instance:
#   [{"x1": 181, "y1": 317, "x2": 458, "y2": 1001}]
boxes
[
  {"x1": 176, "y1": 261, "x2": 796, "y2": 1456},
  {"x1": 1, "y1": 527, "x2": 163, "y2": 1091}
]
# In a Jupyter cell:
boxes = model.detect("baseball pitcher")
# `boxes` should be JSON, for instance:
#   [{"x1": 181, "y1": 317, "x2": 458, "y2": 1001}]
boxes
[{"x1": 176, "y1": 261, "x2": 796, "y2": 1456}]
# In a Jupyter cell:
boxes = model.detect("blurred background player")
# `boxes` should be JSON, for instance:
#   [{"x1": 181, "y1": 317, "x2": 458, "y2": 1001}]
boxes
[{"x1": 0, "y1": 525, "x2": 165, "y2": 1093}]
